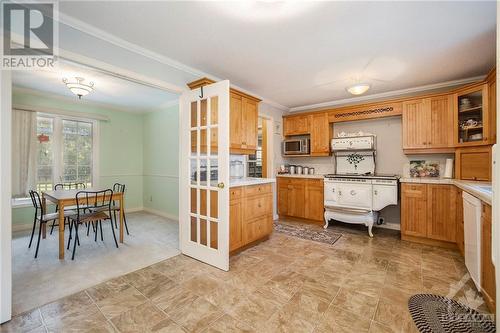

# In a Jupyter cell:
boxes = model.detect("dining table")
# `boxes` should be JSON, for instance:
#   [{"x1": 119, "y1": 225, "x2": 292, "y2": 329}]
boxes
[{"x1": 42, "y1": 188, "x2": 125, "y2": 259}]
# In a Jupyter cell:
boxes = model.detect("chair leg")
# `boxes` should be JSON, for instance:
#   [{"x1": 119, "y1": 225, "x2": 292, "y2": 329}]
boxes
[
  {"x1": 67, "y1": 220, "x2": 73, "y2": 250},
  {"x1": 99, "y1": 220, "x2": 103, "y2": 241},
  {"x1": 86, "y1": 222, "x2": 91, "y2": 236},
  {"x1": 28, "y1": 216, "x2": 37, "y2": 248},
  {"x1": 72, "y1": 222, "x2": 79, "y2": 260},
  {"x1": 94, "y1": 222, "x2": 98, "y2": 242},
  {"x1": 113, "y1": 210, "x2": 118, "y2": 228},
  {"x1": 49, "y1": 220, "x2": 56, "y2": 235},
  {"x1": 123, "y1": 212, "x2": 129, "y2": 235},
  {"x1": 34, "y1": 222, "x2": 43, "y2": 258},
  {"x1": 110, "y1": 218, "x2": 118, "y2": 248}
]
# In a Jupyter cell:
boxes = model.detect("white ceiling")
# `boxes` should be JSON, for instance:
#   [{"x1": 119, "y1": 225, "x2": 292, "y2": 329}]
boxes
[
  {"x1": 58, "y1": 1, "x2": 496, "y2": 110},
  {"x1": 12, "y1": 61, "x2": 179, "y2": 113}
]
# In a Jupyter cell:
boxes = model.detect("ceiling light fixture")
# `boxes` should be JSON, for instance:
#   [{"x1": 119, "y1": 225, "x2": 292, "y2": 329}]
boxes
[
  {"x1": 346, "y1": 83, "x2": 371, "y2": 96},
  {"x1": 62, "y1": 77, "x2": 94, "y2": 99}
]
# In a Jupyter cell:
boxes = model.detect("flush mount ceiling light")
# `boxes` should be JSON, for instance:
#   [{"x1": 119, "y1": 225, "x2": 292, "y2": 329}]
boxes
[
  {"x1": 346, "y1": 83, "x2": 371, "y2": 96},
  {"x1": 62, "y1": 77, "x2": 94, "y2": 99},
  {"x1": 215, "y1": 1, "x2": 317, "y2": 21}
]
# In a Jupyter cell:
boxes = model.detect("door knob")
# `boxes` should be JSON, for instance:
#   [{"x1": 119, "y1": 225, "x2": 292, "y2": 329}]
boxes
[{"x1": 217, "y1": 182, "x2": 225, "y2": 189}]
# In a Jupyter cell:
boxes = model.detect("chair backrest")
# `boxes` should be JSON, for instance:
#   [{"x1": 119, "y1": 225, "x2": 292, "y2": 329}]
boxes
[
  {"x1": 75, "y1": 189, "x2": 113, "y2": 217},
  {"x1": 112, "y1": 183, "x2": 125, "y2": 193},
  {"x1": 29, "y1": 190, "x2": 45, "y2": 217},
  {"x1": 54, "y1": 182, "x2": 86, "y2": 190}
]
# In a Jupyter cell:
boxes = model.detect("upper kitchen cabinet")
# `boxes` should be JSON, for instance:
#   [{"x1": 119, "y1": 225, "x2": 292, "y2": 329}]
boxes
[
  {"x1": 283, "y1": 112, "x2": 331, "y2": 156},
  {"x1": 188, "y1": 78, "x2": 261, "y2": 155},
  {"x1": 283, "y1": 114, "x2": 310, "y2": 136},
  {"x1": 455, "y1": 146, "x2": 492, "y2": 181},
  {"x1": 454, "y1": 83, "x2": 492, "y2": 146},
  {"x1": 402, "y1": 95, "x2": 454, "y2": 153},
  {"x1": 310, "y1": 113, "x2": 331, "y2": 156}
]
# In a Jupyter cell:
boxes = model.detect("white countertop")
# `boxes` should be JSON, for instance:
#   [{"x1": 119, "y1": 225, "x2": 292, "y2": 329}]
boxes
[
  {"x1": 400, "y1": 177, "x2": 492, "y2": 205},
  {"x1": 230, "y1": 177, "x2": 276, "y2": 188},
  {"x1": 276, "y1": 174, "x2": 325, "y2": 179}
]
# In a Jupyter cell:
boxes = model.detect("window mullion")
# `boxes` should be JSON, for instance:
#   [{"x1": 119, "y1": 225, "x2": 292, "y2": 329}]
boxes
[{"x1": 53, "y1": 117, "x2": 63, "y2": 184}]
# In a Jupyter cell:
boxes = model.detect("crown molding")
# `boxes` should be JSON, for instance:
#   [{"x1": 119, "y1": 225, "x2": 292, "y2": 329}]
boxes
[
  {"x1": 57, "y1": 12, "x2": 289, "y2": 111},
  {"x1": 289, "y1": 75, "x2": 486, "y2": 112}
]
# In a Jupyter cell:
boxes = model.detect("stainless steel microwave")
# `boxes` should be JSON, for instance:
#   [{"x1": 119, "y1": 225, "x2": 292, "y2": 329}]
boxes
[{"x1": 283, "y1": 138, "x2": 310, "y2": 155}]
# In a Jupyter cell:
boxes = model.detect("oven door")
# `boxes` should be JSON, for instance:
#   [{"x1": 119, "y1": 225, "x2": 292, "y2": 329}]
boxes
[
  {"x1": 283, "y1": 140, "x2": 304, "y2": 155},
  {"x1": 336, "y1": 182, "x2": 373, "y2": 210}
]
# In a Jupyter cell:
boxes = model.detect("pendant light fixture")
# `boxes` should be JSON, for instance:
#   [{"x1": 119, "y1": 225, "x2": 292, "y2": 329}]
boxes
[{"x1": 62, "y1": 77, "x2": 94, "y2": 99}]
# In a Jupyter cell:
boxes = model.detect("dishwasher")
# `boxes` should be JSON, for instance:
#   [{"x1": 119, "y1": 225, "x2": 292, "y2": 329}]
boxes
[{"x1": 463, "y1": 191, "x2": 482, "y2": 290}]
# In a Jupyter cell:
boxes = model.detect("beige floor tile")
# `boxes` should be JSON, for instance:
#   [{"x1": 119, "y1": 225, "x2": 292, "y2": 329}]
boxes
[
  {"x1": 260, "y1": 269, "x2": 306, "y2": 301},
  {"x1": 368, "y1": 321, "x2": 397, "y2": 333},
  {"x1": 182, "y1": 274, "x2": 224, "y2": 297},
  {"x1": 260, "y1": 304, "x2": 318, "y2": 333},
  {"x1": 148, "y1": 283, "x2": 199, "y2": 315},
  {"x1": 0, "y1": 309, "x2": 43, "y2": 333},
  {"x1": 204, "y1": 314, "x2": 254, "y2": 333},
  {"x1": 96, "y1": 285, "x2": 147, "y2": 319},
  {"x1": 316, "y1": 306, "x2": 371, "y2": 333},
  {"x1": 373, "y1": 299, "x2": 411, "y2": 332},
  {"x1": 39, "y1": 291, "x2": 93, "y2": 324},
  {"x1": 149, "y1": 318, "x2": 187, "y2": 333},
  {"x1": 110, "y1": 302, "x2": 167, "y2": 333},
  {"x1": 168, "y1": 297, "x2": 224, "y2": 333},
  {"x1": 44, "y1": 303, "x2": 112, "y2": 333},
  {"x1": 86, "y1": 277, "x2": 131, "y2": 302},
  {"x1": 228, "y1": 289, "x2": 284, "y2": 329},
  {"x1": 331, "y1": 288, "x2": 379, "y2": 319},
  {"x1": 203, "y1": 283, "x2": 250, "y2": 311}
]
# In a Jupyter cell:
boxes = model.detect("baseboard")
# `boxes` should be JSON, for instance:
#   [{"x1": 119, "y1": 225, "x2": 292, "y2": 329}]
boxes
[
  {"x1": 377, "y1": 222, "x2": 401, "y2": 231},
  {"x1": 142, "y1": 207, "x2": 179, "y2": 221},
  {"x1": 401, "y1": 234, "x2": 458, "y2": 250}
]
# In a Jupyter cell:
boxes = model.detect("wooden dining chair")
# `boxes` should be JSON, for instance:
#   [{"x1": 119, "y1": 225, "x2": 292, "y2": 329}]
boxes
[
  {"x1": 68, "y1": 189, "x2": 118, "y2": 260},
  {"x1": 28, "y1": 190, "x2": 76, "y2": 258},
  {"x1": 112, "y1": 183, "x2": 129, "y2": 235},
  {"x1": 50, "y1": 182, "x2": 87, "y2": 235}
]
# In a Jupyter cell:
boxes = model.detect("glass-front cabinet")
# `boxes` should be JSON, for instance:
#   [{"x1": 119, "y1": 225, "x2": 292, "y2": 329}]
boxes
[{"x1": 454, "y1": 83, "x2": 490, "y2": 146}]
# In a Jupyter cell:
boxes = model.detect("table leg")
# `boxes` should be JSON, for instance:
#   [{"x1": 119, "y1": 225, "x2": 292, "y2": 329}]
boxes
[
  {"x1": 42, "y1": 196, "x2": 47, "y2": 239},
  {"x1": 120, "y1": 194, "x2": 124, "y2": 243},
  {"x1": 58, "y1": 202, "x2": 65, "y2": 259}
]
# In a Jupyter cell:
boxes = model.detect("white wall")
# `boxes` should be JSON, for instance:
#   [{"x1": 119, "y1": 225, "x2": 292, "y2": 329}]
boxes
[{"x1": 0, "y1": 71, "x2": 12, "y2": 323}]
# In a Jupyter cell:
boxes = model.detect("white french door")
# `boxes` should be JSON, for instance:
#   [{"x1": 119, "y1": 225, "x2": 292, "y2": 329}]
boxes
[{"x1": 179, "y1": 80, "x2": 230, "y2": 271}]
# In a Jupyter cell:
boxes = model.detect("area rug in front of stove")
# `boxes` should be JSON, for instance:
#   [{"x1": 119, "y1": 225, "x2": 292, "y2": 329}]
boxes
[
  {"x1": 273, "y1": 222, "x2": 342, "y2": 245},
  {"x1": 408, "y1": 294, "x2": 496, "y2": 333}
]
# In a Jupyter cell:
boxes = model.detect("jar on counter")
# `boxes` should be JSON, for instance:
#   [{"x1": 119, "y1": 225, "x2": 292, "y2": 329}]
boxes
[
  {"x1": 309, "y1": 168, "x2": 315, "y2": 175},
  {"x1": 296, "y1": 166, "x2": 303, "y2": 175},
  {"x1": 289, "y1": 165, "x2": 296, "y2": 175},
  {"x1": 303, "y1": 167, "x2": 309, "y2": 175}
]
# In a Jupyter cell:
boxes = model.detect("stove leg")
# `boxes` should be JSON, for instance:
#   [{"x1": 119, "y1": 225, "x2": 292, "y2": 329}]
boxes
[
  {"x1": 368, "y1": 223, "x2": 374, "y2": 238},
  {"x1": 323, "y1": 212, "x2": 329, "y2": 229}
]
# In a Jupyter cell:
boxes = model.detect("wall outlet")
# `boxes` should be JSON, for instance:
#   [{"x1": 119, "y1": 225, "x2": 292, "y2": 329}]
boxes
[{"x1": 377, "y1": 217, "x2": 385, "y2": 225}]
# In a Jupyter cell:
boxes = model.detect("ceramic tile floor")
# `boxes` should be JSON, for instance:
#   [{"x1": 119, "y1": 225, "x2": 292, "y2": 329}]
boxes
[
  {"x1": 2, "y1": 220, "x2": 492, "y2": 333},
  {"x1": 11, "y1": 212, "x2": 180, "y2": 316}
]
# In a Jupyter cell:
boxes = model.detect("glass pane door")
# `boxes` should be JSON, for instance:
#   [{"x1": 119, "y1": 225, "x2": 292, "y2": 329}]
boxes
[{"x1": 180, "y1": 80, "x2": 230, "y2": 271}]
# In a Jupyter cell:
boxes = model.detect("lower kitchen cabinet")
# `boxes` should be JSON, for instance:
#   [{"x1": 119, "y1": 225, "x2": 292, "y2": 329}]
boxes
[
  {"x1": 456, "y1": 188, "x2": 465, "y2": 256},
  {"x1": 481, "y1": 203, "x2": 496, "y2": 312},
  {"x1": 230, "y1": 183, "x2": 273, "y2": 252},
  {"x1": 277, "y1": 177, "x2": 324, "y2": 222},
  {"x1": 401, "y1": 183, "x2": 456, "y2": 245}
]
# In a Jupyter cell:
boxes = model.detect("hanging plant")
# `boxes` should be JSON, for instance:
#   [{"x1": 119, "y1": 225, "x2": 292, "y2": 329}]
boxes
[{"x1": 347, "y1": 153, "x2": 365, "y2": 170}]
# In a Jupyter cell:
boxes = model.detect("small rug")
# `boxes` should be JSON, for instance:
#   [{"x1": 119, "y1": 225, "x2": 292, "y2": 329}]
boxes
[
  {"x1": 408, "y1": 294, "x2": 496, "y2": 333},
  {"x1": 273, "y1": 222, "x2": 342, "y2": 246}
]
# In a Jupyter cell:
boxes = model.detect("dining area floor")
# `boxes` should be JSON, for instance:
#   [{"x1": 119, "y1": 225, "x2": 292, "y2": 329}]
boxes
[{"x1": 11, "y1": 212, "x2": 180, "y2": 316}]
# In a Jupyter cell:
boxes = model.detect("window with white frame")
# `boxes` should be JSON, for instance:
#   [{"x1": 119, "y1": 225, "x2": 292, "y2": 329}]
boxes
[{"x1": 36, "y1": 114, "x2": 97, "y2": 192}]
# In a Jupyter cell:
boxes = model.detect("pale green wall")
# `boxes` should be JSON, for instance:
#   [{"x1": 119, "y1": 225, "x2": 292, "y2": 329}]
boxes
[
  {"x1": 142, "y1": 104, "x2": 179, "y2": 218},
  {"x1": 12, "y1": 91, "x2": 145, "y2": 226}
]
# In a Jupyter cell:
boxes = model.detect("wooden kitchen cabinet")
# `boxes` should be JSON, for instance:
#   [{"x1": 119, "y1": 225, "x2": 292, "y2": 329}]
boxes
[
  {"x1": 426, "y1": 184, "x2": 456, "y2": 242},
  {"x1": 481, "y1": 203, "x2": 496, "y2": 312},
  {"x1": 230, "y1": 184, "x2": 273, "y2": 252},
  {"x1": 283, "y1": 115, "x2": 310, "y2": 136},
  {"x1": 401, "y1": 184, "x2": 428, "y2": 238},
  {"x1": 402, "y1": 183, "x2": 458, "y2": 246},
  {"x1": 454, "y1": 83, "x2": 491, "y2": 147},
  {"x1": 310, "y1": 113, "x2": 331, "y2": 156},
  {"x1": 278, "y1": 177, "x2": 324, "y2": 222},
  {"x1": 403, "y1": 96, "x2": 453, "y2": 152},
  {"x1": 455, "y1": 146, "x2": 492, "y2": 181},
  {"x1": 188, "y1": 78, "x2": 260, "y2": 155}
]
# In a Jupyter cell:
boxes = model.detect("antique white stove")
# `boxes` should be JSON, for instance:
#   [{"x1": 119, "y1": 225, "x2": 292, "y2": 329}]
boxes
[{"x1": 324, "y1": 135, "x2": 398, "y2": 237}]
